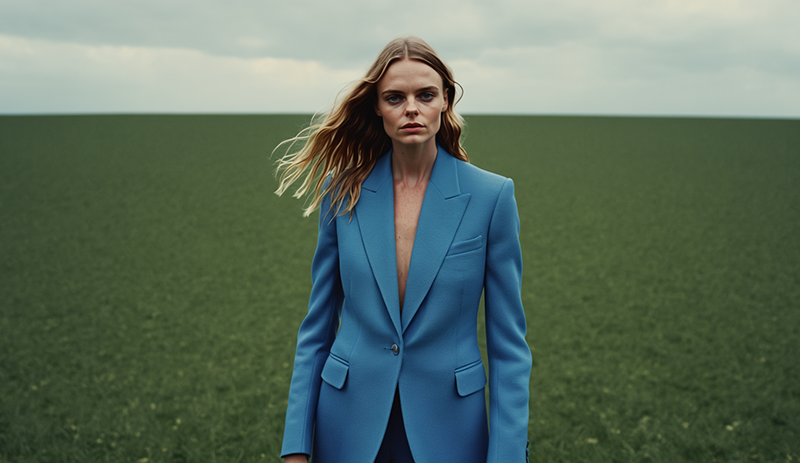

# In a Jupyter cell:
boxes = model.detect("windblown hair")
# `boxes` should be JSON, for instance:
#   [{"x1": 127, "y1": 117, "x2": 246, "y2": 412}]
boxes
[{"x1": 274, "y1": 36, "x2": 468, "y2": 217}]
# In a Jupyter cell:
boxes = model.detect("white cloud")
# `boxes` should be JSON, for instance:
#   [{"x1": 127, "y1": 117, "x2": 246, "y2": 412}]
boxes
[
  {"x1": 451, "y1": 41, "x2": 800, "y2": 116},
  {"x1": 0, "y1": 34, "x2": 363, "y2": 113},
  {"x1": 0, "y1": 0, "x2": 798, "y2": 116}
]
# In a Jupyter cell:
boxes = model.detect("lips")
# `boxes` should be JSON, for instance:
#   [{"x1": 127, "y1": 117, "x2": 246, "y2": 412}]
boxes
[{"x1": 401, "y1": 122, "x2": 423, "y2": 129}]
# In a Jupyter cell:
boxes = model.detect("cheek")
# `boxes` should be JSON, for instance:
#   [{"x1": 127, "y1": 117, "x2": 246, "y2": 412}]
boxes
[
  {"x1": 431, "y1": 110, "x2": 443, "y2": 130},
  {"x1": 381, "y1": 113, "x2": 394, "y2": 135}
]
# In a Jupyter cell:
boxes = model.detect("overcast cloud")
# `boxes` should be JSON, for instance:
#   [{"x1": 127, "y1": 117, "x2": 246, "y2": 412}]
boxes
[{"x1": 1, "y1": 0, "x2": 798, "y2": 116}]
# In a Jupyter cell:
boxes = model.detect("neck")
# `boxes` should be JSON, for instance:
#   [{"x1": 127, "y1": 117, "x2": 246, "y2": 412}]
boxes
[{"x1": 391, "y1": 140, "x2": 437, "y2": 188}]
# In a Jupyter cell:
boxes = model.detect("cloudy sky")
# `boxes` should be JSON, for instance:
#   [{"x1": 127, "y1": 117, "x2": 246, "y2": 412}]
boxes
[{"x1": 1, "y1": 0, "x2": 798, "y2": 117}]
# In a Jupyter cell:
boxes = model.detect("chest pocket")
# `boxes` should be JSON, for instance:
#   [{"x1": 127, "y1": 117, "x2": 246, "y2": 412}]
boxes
[{"x1": 446, "y1": 235, "x2": 483, "y2": 257}]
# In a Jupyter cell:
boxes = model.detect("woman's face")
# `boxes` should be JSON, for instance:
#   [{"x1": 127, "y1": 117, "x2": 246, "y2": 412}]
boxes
[{"x1": 375, "y1": 59, "x2": 449, "y2": 151}]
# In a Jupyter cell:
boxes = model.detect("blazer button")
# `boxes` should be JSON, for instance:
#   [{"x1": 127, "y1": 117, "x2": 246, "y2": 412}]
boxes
[{"x1": 390, "y1": 344, "x2": 399, "y2": 355}]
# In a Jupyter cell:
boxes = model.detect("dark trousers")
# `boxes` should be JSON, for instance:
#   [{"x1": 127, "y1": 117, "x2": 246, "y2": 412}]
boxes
[{"x1": 374, "y1": 391, "x2": 415, "y2": 463}]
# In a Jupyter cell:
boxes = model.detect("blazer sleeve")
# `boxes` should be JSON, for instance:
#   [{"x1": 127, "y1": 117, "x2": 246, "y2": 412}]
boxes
[
  {"x1": 280, "y1": 190, "x2": 344, "y2": 458},
  {"x1": 483, "y1": 178, "x2": 532, "y2": 463}
]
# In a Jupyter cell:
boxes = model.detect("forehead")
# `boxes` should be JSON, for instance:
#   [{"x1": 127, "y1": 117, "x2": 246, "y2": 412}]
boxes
[{"x1": 377, "y1": 59, "x2": 444, "y2": 92}]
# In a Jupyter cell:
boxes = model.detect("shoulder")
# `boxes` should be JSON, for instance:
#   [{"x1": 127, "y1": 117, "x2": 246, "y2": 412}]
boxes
[{"x1": 455, "y1": 159, "x2": 513, "y2": 197}]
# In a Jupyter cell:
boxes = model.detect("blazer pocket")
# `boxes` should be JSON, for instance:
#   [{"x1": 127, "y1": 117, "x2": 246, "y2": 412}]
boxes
[
  {"x1": 446, "y1": 235, "x2": 484, "y2": 257},
  {"x1": 454, "y1": 359, "x2": 487, "y2": 397},
  {"x1": 321, "y1": 353, "x2": 349, "y2": 390}
]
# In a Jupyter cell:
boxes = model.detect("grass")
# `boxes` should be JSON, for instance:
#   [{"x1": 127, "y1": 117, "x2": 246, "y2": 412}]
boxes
[{"x1": 1, "y1": 114, "x2": 798, "y2": 462}]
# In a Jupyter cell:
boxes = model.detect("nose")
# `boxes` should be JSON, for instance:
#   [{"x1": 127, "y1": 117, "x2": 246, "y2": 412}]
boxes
[{"x1": 405, "y1": 100, "x2": 419, "y2": 116}]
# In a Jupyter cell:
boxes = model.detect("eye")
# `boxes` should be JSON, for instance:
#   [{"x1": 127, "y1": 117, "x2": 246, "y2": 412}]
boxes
[
  {"x1": 420, "y1": 92, "x2": 435, "y2": 101},
  {"x1": 386, "y1": 95, "x2": 401, "y2": 103}
]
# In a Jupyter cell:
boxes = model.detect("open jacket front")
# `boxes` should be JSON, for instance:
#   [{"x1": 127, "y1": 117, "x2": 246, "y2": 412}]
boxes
[{"x1": 281, "y1": 146, "x2": 532, "y2": 463}]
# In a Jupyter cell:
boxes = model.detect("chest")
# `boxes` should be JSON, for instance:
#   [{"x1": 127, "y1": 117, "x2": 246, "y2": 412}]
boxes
[{"x1": 393, "y1": 181, "x2": 427, "y2": 254}]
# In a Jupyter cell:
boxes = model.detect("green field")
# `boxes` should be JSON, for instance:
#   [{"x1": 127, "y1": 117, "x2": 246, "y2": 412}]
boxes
[{"x1": 1, "y1": 115, "x2": 798, "y2": 462}]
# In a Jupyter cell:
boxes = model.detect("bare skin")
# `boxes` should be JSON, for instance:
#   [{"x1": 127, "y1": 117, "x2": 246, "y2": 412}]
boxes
[
  {"x1": 283, "y1": 455, "x2": 307, "y2": 463},
  {"x1": 393, "y1": 147, "x2": 435, "y2": 310}
]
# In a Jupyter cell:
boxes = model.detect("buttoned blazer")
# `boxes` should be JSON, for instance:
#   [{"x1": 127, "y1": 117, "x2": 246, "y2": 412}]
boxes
[{"x1": 281, "y1": 146, "x2": 532, "y2": 462}]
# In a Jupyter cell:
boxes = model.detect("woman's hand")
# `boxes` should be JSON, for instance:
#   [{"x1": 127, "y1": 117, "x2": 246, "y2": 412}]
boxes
[{"x1": 284, "y1": 454, "x2": 308, "y2": 463}]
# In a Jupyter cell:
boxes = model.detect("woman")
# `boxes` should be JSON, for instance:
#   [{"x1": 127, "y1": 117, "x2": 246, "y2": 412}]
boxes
[{"x1": 275, "y1": 37, "x2": 531, "y2": 463}]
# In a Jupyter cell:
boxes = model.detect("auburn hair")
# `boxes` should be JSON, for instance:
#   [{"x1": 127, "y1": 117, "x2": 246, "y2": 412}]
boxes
[{"x1": 274, "y1": 36, "x2": 468, "y2": 217}]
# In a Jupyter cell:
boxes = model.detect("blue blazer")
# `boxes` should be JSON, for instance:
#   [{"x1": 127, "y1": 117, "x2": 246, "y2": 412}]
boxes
[{"x1": 281, "y1": 146, "x2": 532, "y2": 462}]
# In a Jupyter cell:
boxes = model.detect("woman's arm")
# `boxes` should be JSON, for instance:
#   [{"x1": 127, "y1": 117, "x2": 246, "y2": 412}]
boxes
[
  {"x1": 280, "y1": 190, "x2": 344, "y2": 458},
  {"x1": 483, "y1": 178, "x2": 532, "y2": 463},
  {"x1": 283, "y1": 454, "x2": 308, "y2": 463}
]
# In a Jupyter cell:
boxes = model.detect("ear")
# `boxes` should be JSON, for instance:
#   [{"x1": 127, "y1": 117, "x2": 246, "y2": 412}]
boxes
[{"x1": 442, "y1": 88, "x2": 449, "y2": 112}]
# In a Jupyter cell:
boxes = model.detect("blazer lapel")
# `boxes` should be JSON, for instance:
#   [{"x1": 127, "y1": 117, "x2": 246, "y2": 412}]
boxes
[
  {"x1": 355, "y1": 152, "x2": 403, "y2": 336},
  {"x1": 401, "y1": 146, "x2": 471, "y2": 333}
]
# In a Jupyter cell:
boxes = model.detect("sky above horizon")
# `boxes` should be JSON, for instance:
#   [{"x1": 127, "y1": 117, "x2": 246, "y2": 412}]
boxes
[{"x1": 1, "y1": 0, "x2": 798, "y2": 117}]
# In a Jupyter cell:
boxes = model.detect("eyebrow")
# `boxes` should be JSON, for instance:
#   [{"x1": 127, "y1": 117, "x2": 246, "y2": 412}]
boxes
[{"x1": 381, "y1": 86, "x2": 440, "y2": 95}]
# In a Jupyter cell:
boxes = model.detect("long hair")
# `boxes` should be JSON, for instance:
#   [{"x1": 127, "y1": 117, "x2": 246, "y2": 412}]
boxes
[{"x1": 274, "y1": 36, "x2": 468, "y2": 217}]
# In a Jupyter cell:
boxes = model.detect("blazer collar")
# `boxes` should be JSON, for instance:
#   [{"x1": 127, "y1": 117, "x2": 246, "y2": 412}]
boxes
[
  {"x1": 361, "y1": 148, "x2": 393, "y2": 193},
  {"x1": 355, "y1": 145, "x2": 471, "y2": 335},
  {"x1": 361, "y1": 144, "x2": 462, "y2": 198}
]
